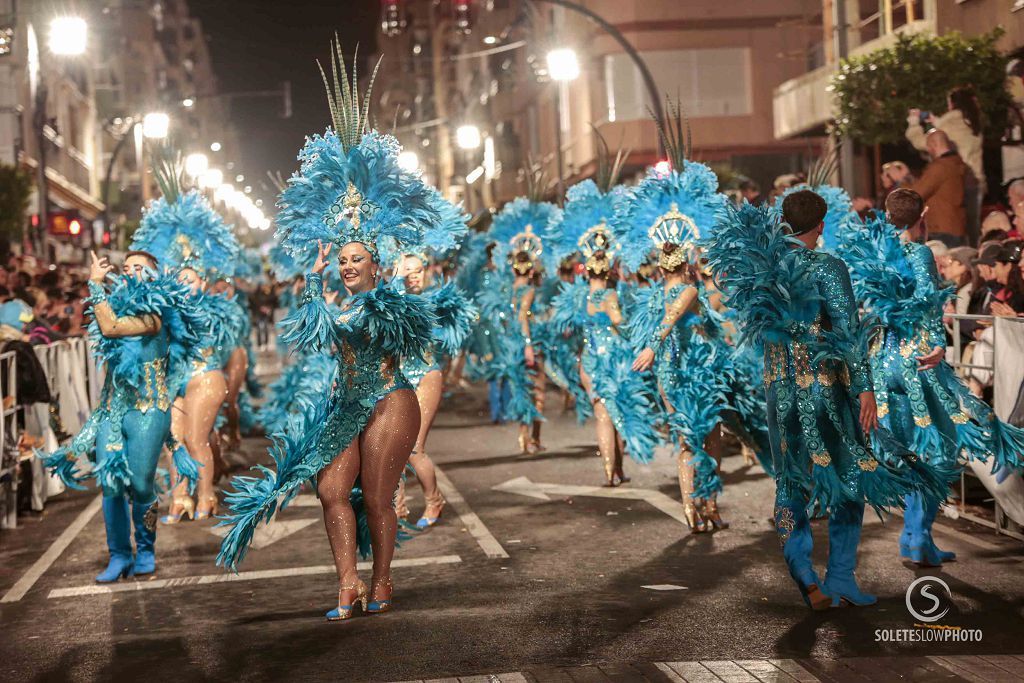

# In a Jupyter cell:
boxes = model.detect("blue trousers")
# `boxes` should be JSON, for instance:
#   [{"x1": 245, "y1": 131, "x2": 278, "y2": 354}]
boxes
[{"x1": 95, "y1": 408, "x2": 170, "y2": 505}]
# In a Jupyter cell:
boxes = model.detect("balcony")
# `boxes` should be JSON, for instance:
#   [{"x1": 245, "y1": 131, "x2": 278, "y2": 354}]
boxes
[{"x1": 773, "y1": 16, "x2": 935, "y2": 139}]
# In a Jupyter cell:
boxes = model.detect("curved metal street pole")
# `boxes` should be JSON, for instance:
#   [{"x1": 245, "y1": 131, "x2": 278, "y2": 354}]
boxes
[
  {"x1": 529, "y1": 0, "x2": 665, "y2": 139},
  {"x1": 99, "y1": 120, "x2": 139, "y2": 250}
]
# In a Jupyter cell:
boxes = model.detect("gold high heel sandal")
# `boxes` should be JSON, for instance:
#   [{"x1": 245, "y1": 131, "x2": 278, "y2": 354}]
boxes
[
  {"x1": 195, "y1": 495, "x2": 219, "y2": 520},
  {"x1": 703, "y1": 499, "x2": 729, "y2": 530},
  {"x1": 326, "y1": 581, "x2": 368, "y2": 621},
  {"x1": 683, "y1": 502, "x2": 709, "y2": 533},
  {"x1": 160, "y1": 496, "x2": 195, "y2": 525},
  {"x1": 518, "y1": 432, "x2": 531, "y2": 455},
  {"x1": 367, "y1": 576, "x2": 393, "y2": 614}
]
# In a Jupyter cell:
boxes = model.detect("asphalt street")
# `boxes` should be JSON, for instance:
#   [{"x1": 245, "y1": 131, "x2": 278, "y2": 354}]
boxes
[{"x1": 3, "y1": 380, "x2": 1024, "y2": 682}]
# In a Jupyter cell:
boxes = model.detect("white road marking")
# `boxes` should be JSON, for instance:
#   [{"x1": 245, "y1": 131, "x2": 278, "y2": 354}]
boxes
[
  {"x1": 641, "y1": 584, "x2": 688, "y2": 591},
  {"x1": 207, "y1": 517, "x2": 319, "y2": 549},
  {"x1": 1, "y1": 494, "x2": 102, "y2": 603},
  {"x1": 493, "y1": 476, "x2": 692, "y2": 527},
  {"x1": 435, "y1": 466, "x2": 509, "y2": 559},
  {"x1": 46, "y1": 554, "x2": 462, "y2": 599}
]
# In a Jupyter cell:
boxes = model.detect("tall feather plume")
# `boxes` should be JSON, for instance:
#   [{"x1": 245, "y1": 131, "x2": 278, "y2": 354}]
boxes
[
  {"x1": 317, "y1": 38, "x2": 382, "y2": 152},
  {"x1": 266, "y1": 170, "x2": 287, "y2": 194},
  {"x1": 807, "y1": 144, "x2": 840, "y2": 187},
  {"x1": 149, "y1": 143, "x2": 183, "y2": 205},
  {"x1": 592, "y1": 125, "x2": 629, "y2": 193},
  {"x1": 649, "y1": 95, "x2": 691, "y2": 171},
  {"x1": 524, "y1": 156, "x2": 548, "y2": 203}
]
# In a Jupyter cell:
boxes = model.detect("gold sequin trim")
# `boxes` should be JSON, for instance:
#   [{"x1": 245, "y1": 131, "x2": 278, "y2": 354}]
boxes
[
  {"x1": 858, "y1": 458, "x2": 879, "y2": 472},
  {"x1": 951, "y1": 412, "x2": 969, "y2": 425},
  {"x1": 811, "y1": 452, "x2": 831, "y2": 467},
  {"x1": 136, "y1": 358, "x2": 170, "y2": 412},
  {"x1": 914, "y1": 415, "x2": 932, "y2": 428},
  {"x1": 877, "y1": 403, "x2": 889, "y2": 419}
]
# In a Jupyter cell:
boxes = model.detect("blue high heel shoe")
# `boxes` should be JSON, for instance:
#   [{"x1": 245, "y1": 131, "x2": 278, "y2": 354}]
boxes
[
  {"x1": 415, "y1": 493, "x2": 446, "y2": 529},
  {"x1": 366, "y1": 577, "x2": 393, "y2": 614},
  {"x1": 823, "y1": 502, "x2": 877, "y2": 607},
  {"x1": 96, "y1": 496, "x2": 135, "y2": 583},
  {"x1": 326, "y1": 582, "x2": 368, "y2": 621},
  {"x1": 777, "y1": 501, "x2": 829, "y2": 610}
]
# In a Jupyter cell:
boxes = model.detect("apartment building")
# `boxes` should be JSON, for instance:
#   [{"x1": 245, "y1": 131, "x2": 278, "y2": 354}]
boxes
[{"x1": 375, "y1": 0, "x2": 826, "y2": 212}]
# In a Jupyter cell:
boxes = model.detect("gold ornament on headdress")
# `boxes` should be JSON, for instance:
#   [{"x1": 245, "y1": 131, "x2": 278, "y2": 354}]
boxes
[
  {"x1": 578, "y1": 222, "x2": 616, "y2": 276},
  {"x1": 509, "y1": 225, "x2": 543, "y2": 275},
  {"x1": 648, "y1": 203, "x2": 700, "y2": 271}
]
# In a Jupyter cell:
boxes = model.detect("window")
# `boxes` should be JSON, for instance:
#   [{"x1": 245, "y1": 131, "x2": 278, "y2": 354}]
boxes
[{"x1": 604, "y1": 48, "x2": 751, "y2": 122}]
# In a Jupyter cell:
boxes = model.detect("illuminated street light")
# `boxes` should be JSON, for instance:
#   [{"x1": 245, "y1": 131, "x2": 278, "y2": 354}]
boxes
[
  {"x1": 546, "y1": 48, "x2": 580, "y2": 82},
  {"x1": 142, "y1": 112, "x2": 170, "y2": 139},
  {"x1": 456, "y1": 124, "x2": 481, "y2": 150},
  {"x1": 48, "y1": 17, "x2": 87, "y2": 56},
  {"x1": 184, "y1": 152, "x2": 209, "y2": 178},
  {"x1": 210, "y1": 141, "x2": 222, "y2": 152},
  {"x1": 483, "y1": 36, "x2": 498, "y2": 45},
  {"x1": 397, "y1": 150, "x2": 419, "y2": 171},
  {"x1": 215, "y1": 183, "x2": 235, "y2": 204},
  {"x1": 199, "y1": 168, "x2": 223, "y2": 189},
  {"x1": 182, "y1": 98, "x2": 195, "y2": 108}
]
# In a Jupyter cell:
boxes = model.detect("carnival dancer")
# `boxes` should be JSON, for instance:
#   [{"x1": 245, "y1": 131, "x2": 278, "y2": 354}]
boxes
[
  {"x1": 482, "y1": 179, "x2": 561, "y2": 454},
  {"x1": 40, "y1": 249, "x2": 205, "y2": 581},
  {"x1": 836, "y1": 188, "x2": 1024, "y2": 567},
  {"x1": 387, "y1": 190, "x2": 476, "y2": 529},
  {"x1": 618, "y1": 109, "x2": 734, "y2": 531},
  {"x1": 707, "y1": 189, "x2": 948, "y2": 608},
  {"x1": 217, "y1": 45, "x2": 436, "y2": 622},
  {"x1": 460, "y1": 237, "x2": 511, "y2": 423},
  {"x1": 127, "y1": 159, "x2": 242, "y2": 524}
]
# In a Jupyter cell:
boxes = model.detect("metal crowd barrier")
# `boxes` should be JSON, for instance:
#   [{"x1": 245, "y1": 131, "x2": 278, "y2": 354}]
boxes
[
  {"x1": 945, "y1": 313, "x2": 1024, "y2": 541},
  {"x1": 0, "y1": 351, "x2": 18, "y2": 528}
]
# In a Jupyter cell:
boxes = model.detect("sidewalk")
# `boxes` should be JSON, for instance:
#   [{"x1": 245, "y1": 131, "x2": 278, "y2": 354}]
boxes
[{"x1": 404, "y1": 654, "x2": 1024, "y2": 682}]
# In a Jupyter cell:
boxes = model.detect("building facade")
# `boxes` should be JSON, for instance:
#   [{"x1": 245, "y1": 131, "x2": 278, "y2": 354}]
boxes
[
  {"x1": 375, "y1": 0, "x2": 826, "y2": 214},
  {"x1": 0, "y1": 0, "x2": 245, "y2": 261}
]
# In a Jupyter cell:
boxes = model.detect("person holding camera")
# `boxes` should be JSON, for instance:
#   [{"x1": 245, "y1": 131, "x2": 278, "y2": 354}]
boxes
[{"x1": 907, "y1": 85, "x2": 985, "y2": 244}]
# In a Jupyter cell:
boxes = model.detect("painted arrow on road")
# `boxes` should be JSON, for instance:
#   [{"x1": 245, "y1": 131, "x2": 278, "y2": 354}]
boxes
[
  {"x1": 492, "y1": 476, "x2": 691, "y2": 528},
  {"x1": 208, "y1": 517, "x2": 320, "y2": 550}
]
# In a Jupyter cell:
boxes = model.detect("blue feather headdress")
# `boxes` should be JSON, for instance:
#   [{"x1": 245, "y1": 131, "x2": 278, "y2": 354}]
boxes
[
  {"x1": 130, "y1": 153, "x2": 240, "y2": 278},
  {"x1": 274, "y1": 43, "x2": 438, "y2": 267},
  {"x1": 488, "y1": 196, "x2": 560, "y2": 274},
  {"x1": 377, "y1": 186, "x2": 469, "y2": 269},
  {"x1": 545, "y1": 179, "x2": 628, "y2": 266},
  {"x1": 619, "y1": 100, "x2": 726, "y2": 272}
]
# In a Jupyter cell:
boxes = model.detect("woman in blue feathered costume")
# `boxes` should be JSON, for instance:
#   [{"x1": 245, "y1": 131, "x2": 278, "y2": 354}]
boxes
[
  {"x1": 617, "y1": 127, "x2": 737, "y2": 531},
  {"x1": 217, "y1": 45, "x2": 435, "y2": 621},
  {"x1": 384, "y1": 189, "x2": 476, "y2": 529},
  {"x1": 707, "y1": 189, "x2": 949, "y2": 609},
  {"x1": 40, "y1": 250, "x2": 206, "y2": 582},
  {"x1": 835, "y1": 189, "x2": 1024, "y2": 567},
  {"x1": 484, "y1": 191, "x2": 560, "y2": 454},
  {"x1": 128, "y1": 162, "x2": 242, "y2": 524}
]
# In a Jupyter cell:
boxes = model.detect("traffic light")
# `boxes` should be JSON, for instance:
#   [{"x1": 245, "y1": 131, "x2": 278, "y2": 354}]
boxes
[{"x1": 47, "y1": 210, "x2": 84, "y2": 238}]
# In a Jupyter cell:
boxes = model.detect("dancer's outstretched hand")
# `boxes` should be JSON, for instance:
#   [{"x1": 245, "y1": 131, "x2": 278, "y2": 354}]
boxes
[
  {"x1": 312, "y1": 240, "x2": 332, "y2": 275},
  {"x1": 916, "y1": 346, "x2": 944, "y2": 371},
  {"x1": 632, "y1": 348, "x2": 655, "y2": 372},
  {"x1": 859, "y1": 391, "x2": 879, "y2": 434},
  {"x1": 89, "y1": 251, "x2": 113, "y2": 283}
]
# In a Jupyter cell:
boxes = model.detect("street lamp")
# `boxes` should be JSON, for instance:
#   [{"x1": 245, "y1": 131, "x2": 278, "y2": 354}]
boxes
[
  {"x1": 48, "y1": 17, "x2": 87, "y2": 56},
  {"x1": 397, "y1": 150, "x2": 419, "y2": 171},
  {"x1": 142, "y1": 112, "x2": 170, "y2": 139},
  {"x1": 199, "y1": 168, "x2": 223, "y2": 189},
  {"x1": 210, "y1": 141, "x2": 222, "y2": 152},
  {"x1": 546, "y1": 48, "x2": 580, "y2": 82},
  {"x1": 184, "y1": 152, "x2": 209, "y2": 178},
  {"x1": 456, "y1": 124, "x2": 481, "y2": 150}
]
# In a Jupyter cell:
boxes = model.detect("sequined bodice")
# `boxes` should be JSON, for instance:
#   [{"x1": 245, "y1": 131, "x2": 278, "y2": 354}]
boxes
[
  {"x1": 104, "y1": 327, "x2": 172, "y2": 413},
  {"x1": 584, "y1": 288, "x2": 618, "y2": 355},
  {"x1": 333, "y1": 301, "x2": 404, "y2": 402}
]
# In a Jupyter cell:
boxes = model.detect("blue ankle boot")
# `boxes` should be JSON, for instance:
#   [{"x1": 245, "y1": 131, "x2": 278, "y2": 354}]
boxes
[
  {"x1": 922, "y1": 498, "x2": 955, "y2": 563},
  {"x1": 96, "y1": 496, "x2": 134, "y2": 583},
  {"x1": 823, "y1": 502, "x2": 876, "y2": 607},
  {"x1": 132, "y1": 500, "x2": 158, "y2": 575},
  {"x1": 776, "y1": 500, "x2": 829, "y2": 610},
  {"x1": 898, "y1": 493, "x2": 920, "y2": 560}
]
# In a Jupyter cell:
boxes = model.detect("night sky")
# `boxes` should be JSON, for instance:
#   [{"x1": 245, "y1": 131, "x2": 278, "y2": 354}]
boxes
[{"x1": 190, "y1": 0, "x2": 378, "y2": 195}]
